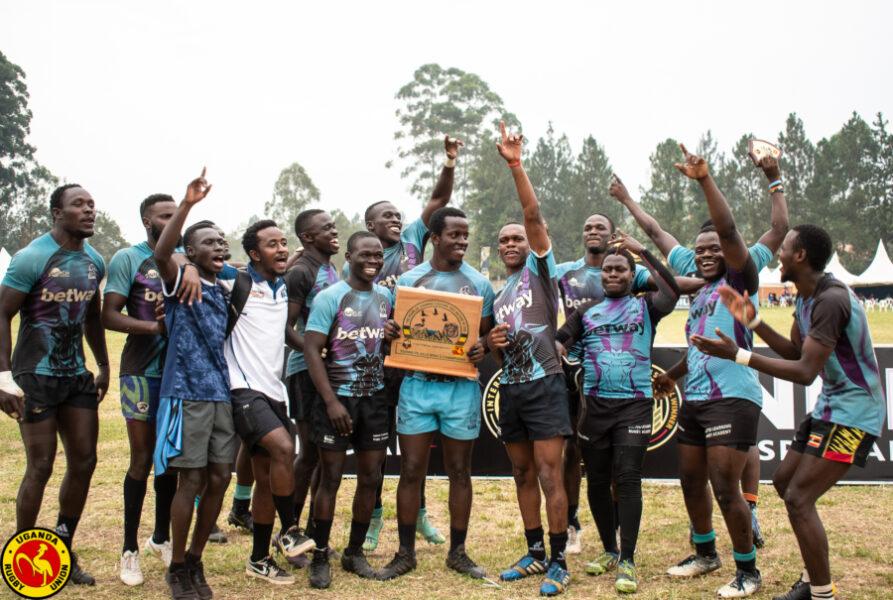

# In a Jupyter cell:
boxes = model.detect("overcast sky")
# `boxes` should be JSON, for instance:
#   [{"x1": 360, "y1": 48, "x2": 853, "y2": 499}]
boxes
[{"x1": 3, "y1": 1, "x2": 892, "y2": 243}]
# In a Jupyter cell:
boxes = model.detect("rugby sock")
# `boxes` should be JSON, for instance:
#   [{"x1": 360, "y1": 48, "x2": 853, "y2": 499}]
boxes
[
  {"x1": 524, "y1": 527, "x2": 547, "y2": 561},
  {"x1": 398, "y1": 523, "x2": 416, "y2": 552},
  {"x1": 312, "y1": 519, "x2": 333, "y2": 551},
  {"x1": 251, "y1": 522, "x2": 273, "y2": 562},
  {"x1": 56, "y1": 514, "x2": 80, "y2": 551},
  {"x1": 615, "y1": 445, "x2": 646, "y2": 563},
  {"x1": 185, "y1": 551, "x2": 201, "y2": 565},
  {"x1": 733, "y1": 546, "x2": 757, "y2": 573},
  {"x1": 123, "y1": 474, "x2": 148, "y2": 553},
  {"x1": 692, "y1": 529, "x2": 717, "y2": 558},
  {"x1": 346, "y1": 520, "x2": 369, "y2": 555},
  {"x1": 810, "y1": 583, "x2": 835, "y2": 599},
  {"x1": 548, "y1": 531, "x2": 568, "y2": 570},
  {"x1": 567, "y1": 504, "x2": 581, "y2": 530},
  {"x1": 273, "y1": 494, "x2": 296, "y2": 535},
  {"x1": 371, "y1": 506, "x2": 383, "y2": 520},
  {"x1": 233, "y1": 484, "x2": 252, "y2": 515},
  {"x1": 801, "y1": 568, "x2": 811, "y2": 583},
  {"x1": 743, "y1": 492, "x2": 758, "y2": 506},
  {"x1": 449, "y1": 527, "x2": 467, "y2": 552},
  {"x1": 582, "y1": 446, "x2": 618, "y2": 554},
  {"x1": 153, "y1": 472, "x2": 177, "y2": 543},
  {"x1": 194, "y1": 495, "x2": 201, "y2": 509},
  {"x1": 305, "y1": 502, "x2": 316, "y2": 537},
  {"x1": 169, "y1": 561, "x2": 186, "y2": 573}
]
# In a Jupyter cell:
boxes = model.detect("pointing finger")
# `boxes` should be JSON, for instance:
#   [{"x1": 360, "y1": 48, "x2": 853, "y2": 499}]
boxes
[
  {"x1": 499, "y1": 120, "x2": 507, "y2": 142},
  {"x1": 201, "y1": 166, "x2": 207, "y2": 179},
  {"x1": 679, "y1": 143, "x2": 689, "y2": 157}
]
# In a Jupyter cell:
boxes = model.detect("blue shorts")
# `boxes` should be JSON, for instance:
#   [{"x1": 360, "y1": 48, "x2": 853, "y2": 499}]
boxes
[
  {"x1": 396, "y1": 376, "x2": 481, "y2": 440},
  {"x1": 121, "y1": 375, "x2": 162, "y2": 422}
]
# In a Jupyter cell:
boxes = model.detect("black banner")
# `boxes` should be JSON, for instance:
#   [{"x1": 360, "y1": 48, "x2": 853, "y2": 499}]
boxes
[{"x1": 376, "y1": 346, "x2": 893, "y2": 482}]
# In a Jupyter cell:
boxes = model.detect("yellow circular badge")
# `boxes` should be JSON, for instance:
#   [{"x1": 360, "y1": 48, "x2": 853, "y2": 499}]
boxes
[{"x1": 2, "y1": 528, "x2": 71, "y2": 598}]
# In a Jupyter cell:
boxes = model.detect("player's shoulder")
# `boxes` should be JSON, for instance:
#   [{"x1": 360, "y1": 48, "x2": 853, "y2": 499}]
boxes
[
  {"x1": 82, "y1": 240, "x2": 106, "y2": 270},
  {"x1": 13, "y1": 232, "x2": 57, "y2": 262},
  {"x1": 459, "y1": 261, "x2": 492, "y2": 288},
  {"x1": 318, "y1": 279, "x2": 349, "y2": 299},
  {"x1": 397, "y1": 260, "x2": 432, "y2": 285},
  {"x1": 815, "y1": 275, "x2": 852, "y2": 305},
  {"x1": 110, "y1": 241, "x2": 149, "y2": 265},
  {"x1": 372, "y1": 282, "x2": 393, "y2": 300},
  {"x1": 556, "y1": 257, "x2": 583, "y2": 277}
]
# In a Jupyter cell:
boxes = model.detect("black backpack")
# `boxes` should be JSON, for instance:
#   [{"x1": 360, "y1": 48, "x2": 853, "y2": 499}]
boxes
[{"x1": 225, "y1": 269, "x2": 252, "y2": 338}]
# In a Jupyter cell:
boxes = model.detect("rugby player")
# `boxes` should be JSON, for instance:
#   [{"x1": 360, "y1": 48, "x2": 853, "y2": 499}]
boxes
[
  {"x1": 691, "y1": 224, "x2": 884, "y2": 600},
  {"x1": 0, "y1": 183, "x2": 110, "y2": 585},
  {"x1": 303, "y1": 231, "x2": 396, "y2": 587},
  {"x1": 378, "y1": 206, "x2": 495, "y2": 580}
]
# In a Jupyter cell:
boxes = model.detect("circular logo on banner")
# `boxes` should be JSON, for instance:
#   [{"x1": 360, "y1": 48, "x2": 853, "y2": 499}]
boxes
[
  {"x1": 401, "y1": 300, "x2": 470, "y2": 356},
  {"x1": 482, "y1": 364, "x2": 682, "y2": 451},
  {"x1": 2, "y1": 528, "x2": 71, "y2": 598}
]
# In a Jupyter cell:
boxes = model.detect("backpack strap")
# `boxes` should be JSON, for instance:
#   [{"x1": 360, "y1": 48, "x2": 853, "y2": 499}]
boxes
[{"x1": 226, "y1": 269, "x2": 253, "y2": 338}]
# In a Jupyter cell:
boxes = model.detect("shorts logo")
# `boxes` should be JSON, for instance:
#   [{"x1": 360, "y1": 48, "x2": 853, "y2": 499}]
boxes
[
  {"x1": 323, "y1": 435, "x2": 336, "y2": 445},
  {"x1": 2, "y1": 528, "x2": 71, "y2": 598},
  {"x1": 807, "y1": 433, "x2": 823, "y2": 448},
  {"x1": 400, "y1": 299, "x2": 469, "y2": 356},
  {"x1": 821, "y1": 425, "x2": 866, "y2": 464}
]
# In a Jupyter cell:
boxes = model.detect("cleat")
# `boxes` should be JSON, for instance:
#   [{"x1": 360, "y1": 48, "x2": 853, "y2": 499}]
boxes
[
  {"x1": 667, "y1": 553, "x2": 722, "y2": 577},
  {"x1": 378, "y1": 547, "x2": 417, "y2": 580},
  {"x1": 246, "y1": 555, "x2": 294, "y2": 584},
  {"x1": 417, "y1": 508, "x2": 445, "y2": 544},
  {"x1": 615, "y1": 560, "x2": 638, "y2": 594},
  {"x1": 499, "y1": 554, "x2": 547, "y2": 582},
  {"x1": 585, "y1": 551, "x2": 618, "y2": 576},
  {"x1": 566, "y1": 525, "x2": 582, "y2": 555},
  {"x1": 145, "y1": 536, "x2": 173, "y2": 567},
  {"x1": 341, "y1": 550, "x2": 377, "y2": 579},
  {"x1": 119, "y1": 550, "x2": 144, "y2": 586},
  {"x1": 772, "y1": 576, "x2": 811, "y2": 600},
  {"x1": 227, "y1": 509, "x2": 254, "y2": 533},
  {"x1": 166, "y1": 566, "x2": 199, "y2": 600},
  {"x1": 446, "y1": 544, "x2": 486, "y2": 579},
  {"x1": 207, "y1": 523, "x2": 227, "y2": 544},
  {"x1": 273, "y1": 525, "x2": 315, "y2": 558},
  {"x1": 70, "y1": 552, "x2": 96, "y2": 585},
  {"x1": 539, "y1": 562, "x2": 571, "y2": 596},
  {"x1": 308, "y1": 549, "x2": 331, "y2": 589},
  {"x1": 718, "y1": 569, "x2": 762, "y2": 598},
  {"x1": 363, "y1": 513, "x2": 384, "y2": 552},
  {"x1": 188, "y1": 560, "x2": 212, "y2": 600},
  {"x1": 750, "y1": 504, "x2": 764, "y2": 549}
]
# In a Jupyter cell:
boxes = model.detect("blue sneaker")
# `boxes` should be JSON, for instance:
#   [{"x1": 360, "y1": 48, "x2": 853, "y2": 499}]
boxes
[
  {"x1": 499, "y1": 554, "x2": 547, "y2": 582},
  {"x1": 539, "y1": 562, "x2": 570, "y2": 596}
]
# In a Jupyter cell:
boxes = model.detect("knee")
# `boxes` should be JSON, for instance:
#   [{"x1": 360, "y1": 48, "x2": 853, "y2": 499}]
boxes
[
  {"x1": 511, "y1": 461, "x2": 537, "y2": 489},
  {"x1": 772, "y1": 473, "x2": 789, "y2": 499},
  {"x1": 26, "y1": 456, "x2": 55, "y2": 485},
  {"x1": 782, "y1": 487, "x2": 810, "y2": 517},
  {"x1": 206, "y1": 469, "x2": 232, "y2": 494},
  {"x1": 319, "y1": 468, "x2": 342, "y2": 494},
  {"x1": 358, "y1": 468, "x2": 382, "y2": 493},
  {"x1": 445, "y1": 462, "x2": 471, "y2": 488},
  {"x1": 711, "y1": 482, "x2": 739, "y2": 513},
  {"x1": 399, "y1": 456, "x2": 426, "y2": 485},
  {"x1": 269, "y1": 443, "x2": 294, "y2": 468},
  {"x1": 72, "y1": 451, "x2": 97, "y2": 478},
  {"x1": 178, "y1": 471, "x2": 206, "y2": 495},
  {"x1": 129, "y1": 452, "x2": 153, "y2": 480}
]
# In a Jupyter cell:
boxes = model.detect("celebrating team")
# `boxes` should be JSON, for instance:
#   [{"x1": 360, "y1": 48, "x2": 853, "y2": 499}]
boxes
[{"x1": 0, "y1": 125, "x2": 884, "y2": 600}]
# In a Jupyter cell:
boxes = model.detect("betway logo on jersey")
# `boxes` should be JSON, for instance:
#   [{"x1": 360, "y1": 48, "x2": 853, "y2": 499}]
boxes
[
  {"x1": 495, "y1": 290, "x2": 533, "y2": 321},
  {"x1": 40, "y1": 288, "x2": 96, "y2": 303},
  {"x1": 564, "y1": 296, "x2": 591, "y2": 310},
  {"x1": 335, "y1": 326, "x2": 384, "y2": 341},
  {"x1": 590, "y1": 322, "x2": 645, "y2": 335},
  {"x1": 689, "y1": 300, "x2": 718, "y2": 321}
]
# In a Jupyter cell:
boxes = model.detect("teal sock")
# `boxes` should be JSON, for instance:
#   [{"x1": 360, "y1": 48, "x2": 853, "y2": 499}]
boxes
[
  {"x1": 371, "y1": 506, "x2": 383, "y2": 520},
  {"x1": 733, "y1": 546, "x2": 757, "y2": 573},
  {"x1": 194, "y1": 496, "x2": 201, "y2": 509},
  {"x1": 692, "y1": 529, "x2": 716, "y2": 557},
  {"x1": 234, "y1": 484, "x2": 252, "y2": 500}
]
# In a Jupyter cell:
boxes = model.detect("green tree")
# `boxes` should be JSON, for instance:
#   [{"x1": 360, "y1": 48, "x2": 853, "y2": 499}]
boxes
[
  {"x1": 869, "y1": 113, "x2": 893, "y2": 258},
  {"x1": 265, "y1": 162, "x2": 320, "y2": 235},
  {"x1": 89, "y1": 210, "x2": 129, "y2": 263},
  {"x1": 776, "y1": 113, "x2": 816, "y2": 224},
  {"x1": 569, "y1": 135, "x2": 616, "y2": 247},
  {"x1": 640, "y1": 138, "x2": 702, "y2": 246},
  {"x1": 525, "y1": 124, "x2": 576, "y2": 262},
  {"x1": 717, "y1": 134, "x2": 767, "y2": 245}
]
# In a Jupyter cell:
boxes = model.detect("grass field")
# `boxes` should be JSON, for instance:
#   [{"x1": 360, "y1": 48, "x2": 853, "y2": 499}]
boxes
[{"x1": 1, "y1": 310, "x2": 893, "y2": 598}]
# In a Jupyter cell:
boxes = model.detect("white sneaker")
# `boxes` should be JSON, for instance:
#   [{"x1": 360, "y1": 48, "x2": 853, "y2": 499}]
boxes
[
  {"x1": 667, "y1": 553, "x2": 722, "y2": 577},
  {"x1": 144, "y1": 536, "x2": 172, "y2": 567},
  {"x1": 717, "y1": 569, "x2": 762, "y2": 597},
  {"x1": 566, "y1": 525, "x2": 582, "y2": 554},
  {"x1": 119, "y1": 550, "x2": 143, "y2": 586}
]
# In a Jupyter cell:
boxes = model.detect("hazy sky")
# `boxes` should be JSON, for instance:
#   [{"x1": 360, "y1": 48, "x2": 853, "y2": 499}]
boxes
[{"x1": 3, "y1": 1, "x2": 892, "y2": 243}]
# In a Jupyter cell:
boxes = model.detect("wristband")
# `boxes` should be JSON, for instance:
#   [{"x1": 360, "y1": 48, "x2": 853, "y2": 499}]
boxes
[
  {"x1": 507, "y1": 160, "x2": 521, "y2": 169},
  {"x1": 746, "y1": 313, "x2": 762, "y2": 330},
  {"x1": 0, "y1": 371, "x2": 24, "y2": 399},
  {"x1": 444, "y1": 157, "x2": 457, "y2": 168},
  {"x1": 768, "y1": 179, "x2": 782, "y2": 189},
  {"x1": 735, "y1": 348, "x2": 752, "y2": 366}
]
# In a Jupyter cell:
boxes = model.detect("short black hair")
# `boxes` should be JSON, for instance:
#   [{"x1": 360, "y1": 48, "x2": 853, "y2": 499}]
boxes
[
  {"x1": 50, "y1": 183, "x2": 83, "y2": 212},
  {"x1": 183, "y1": 219, "x2": 218, "y2": 249},
  {"x1": 699, "y1": 219, "x2": 716, "y2": 234},
  {"x1": 139, "y1": 193, "x2": 175, "y2": 218},
  {"x1": 604, "y1": 246, "x2": 636, "y2": 271},
  {"x1": 792, "y1": 224, "x2": 832, "y2": 272},
  {"x1": 587, "y1": 213, "x2": 616, "y2": 233},
  {"x1": 294, "y1": 208, "x2": 325, "y2": 238},
  {"x1": 241, "y1": 219, "x2": 279, "y2": 257},
  {"x1": 347, "y1": 230, "x2": 379, "y2": 253},
  {"x1": 364, "y1": 200, "x2": 394, "y2": 222},
  {"x1": 429, "y1": 207, "x2": 467, "y2": 236}
]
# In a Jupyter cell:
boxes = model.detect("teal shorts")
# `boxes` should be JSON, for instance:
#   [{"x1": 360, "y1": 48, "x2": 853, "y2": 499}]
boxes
[
  {"x1": 396, "y1": 376, "x2": 481, "y2": 440},
  {"x1": 121, "y1": 375, "x2": 162, "y2": 422}
]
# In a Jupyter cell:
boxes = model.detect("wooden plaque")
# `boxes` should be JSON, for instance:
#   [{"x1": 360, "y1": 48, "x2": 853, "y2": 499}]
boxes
[
  {"x1": 748, "y1": 138, "x2": 783, "y2": 166},
  {"x1": 384, "y1": 286, "x2": 483, "y2": 378}
]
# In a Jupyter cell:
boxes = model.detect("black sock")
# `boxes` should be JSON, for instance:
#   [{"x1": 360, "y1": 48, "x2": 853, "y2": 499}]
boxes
[
  {"x1": 346, "y1": 520, "x2": 369, "y2": 554},
  {"x1": 56, "y1": 514, "x2": 80, "y2": 551},
  {"x1": 273, "y1": 494, "x2": 296, "y2": 536},
  {"x1": 153, "y1": 473, "x2": 177, "y2": 544},
  {"x1": 123, "y1": 475, "x2": 148, "y2": 553},
  {"x1": 582, "y1": 446, "x2": 618, "y2": 555},
  {"x1": 398, "y1": 523, "x2": 416, "y2": 553},
  {"x1": 449, "y1": 527, "x2": 467, "y2": 552},
  {"x1": 169, "y1": 561, "x2": 186, "y2": 573},
  {"x1": 312, "y1": 519, "x2": 333, "y2": 550},
  {"x1": 614, "y1": 445, "x2": 646, "y2": 563},
  {"x1": 305, "y1": 503, "x2": 316, "y2": 538},
  {"x1": 696, "y1": 539, "x2": 717, "y2": 558},
  {"x1": 735, "y1": 557, "x2": 757, "y2": 573},
  {"x1": 524, "y1": 527, "x2": 546, "y2": 561},
  {"x1": 251, "y1": 522, "x2": 274, "y2": 562},
  {"x1": 567, "y1": 504, "x2": 581, "y2": 530},
  {"x1": 549, "y1": 531, "x2": 568, "y2": 570},
  {"x1": 233, "y1": 497, "x2": 250, "y2": 515},
  {"x1": 185, "y1": 551, "x2": 201, "y2": 566}
]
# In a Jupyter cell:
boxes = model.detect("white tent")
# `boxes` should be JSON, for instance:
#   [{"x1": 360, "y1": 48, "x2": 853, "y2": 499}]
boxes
[
  {"x1": 853, "y1": 240, "x2": 893, "y2": 286},
  {"x1": 825, "y1": 252, "x2": 859, "y2": 286},
  {"x1": 759, "y1": 266, "x2": 782, "y2": 286},
  {"x1": 0, "y1": 248, "x2": 10, "y2": 280}
]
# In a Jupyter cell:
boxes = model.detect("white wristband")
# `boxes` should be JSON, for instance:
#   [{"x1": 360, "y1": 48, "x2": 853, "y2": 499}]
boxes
[
  {"x1": 0, "y1": 371, "x2": 24, "y2": 398},
  {"x1": 746, "y1": 313, "x2": 762, "y2": 330},
  {"x1": 444, "y1": 157, "x2": 457, "y2": 168},
  {"x1": 735, "y1": 349, "x2": 752, "y2": 366}
]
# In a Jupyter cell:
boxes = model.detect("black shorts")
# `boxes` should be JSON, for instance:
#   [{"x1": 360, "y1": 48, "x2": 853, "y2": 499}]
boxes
[
  {"x1": 312, "y1": 389, "x2": 391, "y2": 452},
  {"x1": 677, "y1": 397, "x2": 760, "y2": 449},
  {"x1": 15, "y1": 373, "x2": 99, "y2": 423},
  {"x1": 231, "y1": 389, "x2": 295, "y2": 456},
  {"x1": 790, "y1": 417, "x2": 876, "y2": 468},
  {"x1": 499, "y1": 373, "x2": 573, "y2": 443},
  {"x1": 286, "y1": 371, "x2": 316, "y2": 422},
  {"x1": 578, "y1": 395, "x2": 652, "y2": 449}
]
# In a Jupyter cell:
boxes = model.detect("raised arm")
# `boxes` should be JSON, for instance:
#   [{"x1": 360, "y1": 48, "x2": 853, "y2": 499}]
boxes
[
  {"x1": 674, "y1": 145, "x2": 749, "y2": 271},
  {"x1": 420, "y1": 136, "x2": 464, "y2": 227},
  {"x1": 155, "y1": 168, "x2": 212, "y2": 284},
  {"x1": 753, "y1": 156, "x2": 789, "y2": 254},
  {"x1": 609, "y1": 175, "x2": 680, "y2": 258},
  {"x1": 497, "y1": 121, "x2": 550, "y2": 255},
  {"x1": 614, "y1": 233, "x2": 680, "y2": 314}
]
